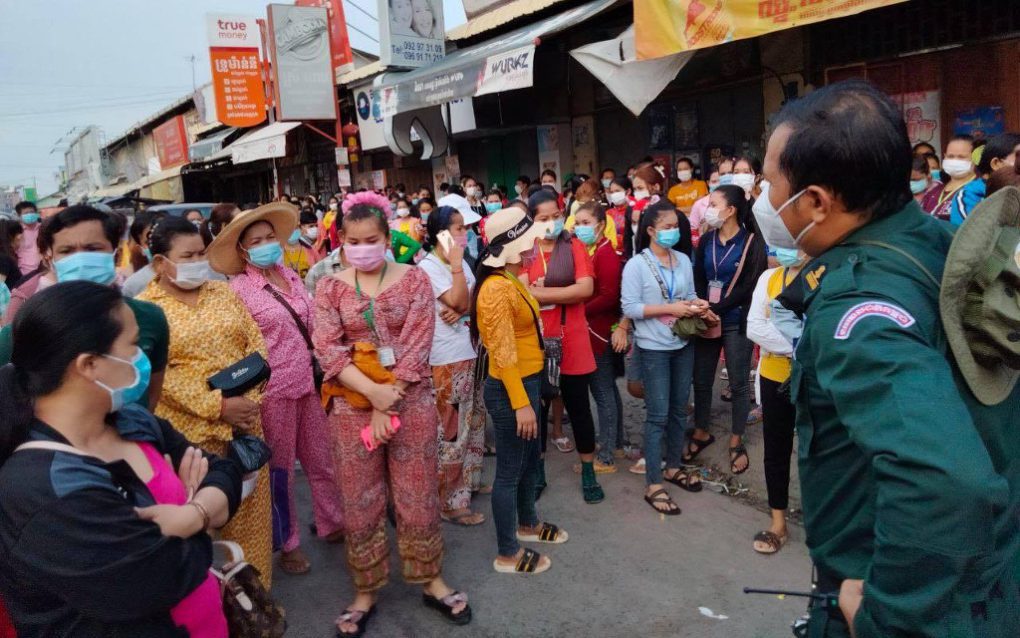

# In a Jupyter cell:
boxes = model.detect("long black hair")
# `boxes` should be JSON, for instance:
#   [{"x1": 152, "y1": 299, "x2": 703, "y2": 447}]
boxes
[
  {"x1": 0, "y1": 282, "x2": 124, "y2": 462},
  {"x1": 713, "y1": 184, "x2": 754, "y2": 230},
  {"x1": 422, "y1": 205, "x2": 459, "y2": 253},
  {"x1": 636, "y1": 199, "x2": 693, "y2": 258}
]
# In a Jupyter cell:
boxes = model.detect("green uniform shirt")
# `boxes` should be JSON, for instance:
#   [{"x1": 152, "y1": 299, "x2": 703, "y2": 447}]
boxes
[
  {"x1": 0, "y1": 296, "x2": 169, "y2": 407},
  {"x1": 792, "y1": 202, "x2": 1020, "y2": 637}
]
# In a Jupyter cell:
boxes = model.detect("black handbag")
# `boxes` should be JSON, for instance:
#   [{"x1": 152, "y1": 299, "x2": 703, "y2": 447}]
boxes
[
  {"x1": 263, "y1": 284, "x2": 324, "y2": 391},
  {"x1": 207, "y1": 352, "x2": 271, "y2": 398},
  {"x1": 227, "y1": 432, "x2": 273, "y2": 474}
]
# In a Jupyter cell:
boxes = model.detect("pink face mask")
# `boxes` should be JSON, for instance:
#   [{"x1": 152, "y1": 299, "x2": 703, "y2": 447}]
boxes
[
  {"x1": 453, "y1": 233, "x2": 469, "y2": 248},
  {"x1": 344, "y1": 242, "x2": 387, "y2": 271}
]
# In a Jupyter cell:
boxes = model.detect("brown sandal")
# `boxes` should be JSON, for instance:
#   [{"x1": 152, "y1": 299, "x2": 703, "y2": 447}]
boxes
[
  {"x1": 280, "y1": 548, "x2": 311, "y2": 574},
  {"x1": 644, "y1": 488, "x2": 681, "y2": 516},
  {"x1": 753, "y1": 530, "x2": 787, "y2": 555}
]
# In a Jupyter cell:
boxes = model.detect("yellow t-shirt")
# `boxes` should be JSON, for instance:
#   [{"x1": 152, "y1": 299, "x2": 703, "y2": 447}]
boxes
[
  {"x1": 667, "y1": 180, "x2": 708, "y2": 213},
  {"x1": 760, "y1": 267, "x2": 798, "y2": 383},
  {"x1": 564, "y1": 212, "x2": 618, "y2": 251}
]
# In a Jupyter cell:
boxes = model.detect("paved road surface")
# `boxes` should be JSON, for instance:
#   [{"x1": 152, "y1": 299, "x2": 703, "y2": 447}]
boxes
[{"x1": 273, "y1": 445, "x2": 814, "y2": 638}]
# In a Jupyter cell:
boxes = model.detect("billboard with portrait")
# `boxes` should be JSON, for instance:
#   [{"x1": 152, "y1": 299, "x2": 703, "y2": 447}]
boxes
[{"x1": 378, "y1": 0, "x2": 445, "y2": 69}]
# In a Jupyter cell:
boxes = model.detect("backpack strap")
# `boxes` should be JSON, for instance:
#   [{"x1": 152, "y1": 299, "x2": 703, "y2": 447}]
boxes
[
  {"x1": 15, "y1": 440, "x2": 87, "y2": 456},
  {"x1": 639, "y1": 250, "x2": 672, "y2": 301}
]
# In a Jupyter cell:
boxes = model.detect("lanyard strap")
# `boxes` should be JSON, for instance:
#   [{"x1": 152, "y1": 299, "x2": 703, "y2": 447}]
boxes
[
  {"x1": 711, "y1": 232, "x2": 740, "y2": 279},
  {"x1": 354, "y1": 263, "x2": 388, "y2": 335}
]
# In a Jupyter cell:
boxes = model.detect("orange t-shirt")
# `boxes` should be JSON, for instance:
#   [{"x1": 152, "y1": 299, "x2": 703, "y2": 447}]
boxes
[
  {"x1": 525, "y1": 237, "x2": 597, "y2": 376},
  {"x1": 667, "y1": 180, "x2": 708, "y2": 213}
]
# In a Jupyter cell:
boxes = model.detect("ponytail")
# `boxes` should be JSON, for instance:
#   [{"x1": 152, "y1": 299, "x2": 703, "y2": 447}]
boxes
[{"x1": 0, "y1": 364, "x2": 31, "y2": 463}]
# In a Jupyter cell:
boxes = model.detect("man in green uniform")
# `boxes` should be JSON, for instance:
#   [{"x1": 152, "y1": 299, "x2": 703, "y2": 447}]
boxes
[{"x1": 753, "y1": 80, "x2": 1020, "y2": 637}]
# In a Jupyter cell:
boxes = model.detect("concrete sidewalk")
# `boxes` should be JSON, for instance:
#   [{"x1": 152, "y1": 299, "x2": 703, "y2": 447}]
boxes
[{"x1": 274, "y1": 439, "x2": 813, "y2": 638}]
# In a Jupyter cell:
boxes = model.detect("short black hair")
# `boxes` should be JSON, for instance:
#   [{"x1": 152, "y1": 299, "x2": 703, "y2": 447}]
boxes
[
  {"x1": 516, "y1": 175, "x2": 531, "y2": 186},
  {"x1": 676, "y1": 157, "x2": 695, "y2": 170},
  {"x1": 527, "y1": 188, "x2": 558, "y2": 215},
  {"x1": 300, "y1": 210, "x2": 318, "y2": 225},
  {"x1": 39, "y1": 205, "x2": 121, "y2": 251},
  {"x1": 448, "y1": 184, "x2": 466, "y2": 197},
  {"x1": 771, "y1": 79, "x2": 912, "y2": 218},
  {"x1": 15, "y1": 201, "x2": 36, "y2": 215},
  {"x1": 911, "y1": 155, "x2": 931, "y2": 176}
]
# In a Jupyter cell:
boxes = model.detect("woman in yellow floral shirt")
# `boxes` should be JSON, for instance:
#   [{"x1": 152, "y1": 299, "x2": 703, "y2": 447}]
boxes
[{"x1": 138, "y1": 216, "x2": 274, "y2": 586}]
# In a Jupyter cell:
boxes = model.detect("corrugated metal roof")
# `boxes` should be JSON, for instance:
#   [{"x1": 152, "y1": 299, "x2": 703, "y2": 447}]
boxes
[
  {"x1": 447, "y1": 0, "x2": 573, "y2": 41},
  {"x1": 337, "y1": 60, "x2": 384, "y2": 86}
]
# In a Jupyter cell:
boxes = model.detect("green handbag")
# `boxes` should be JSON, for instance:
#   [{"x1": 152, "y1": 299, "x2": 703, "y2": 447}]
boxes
[{"x1": 671, "y1": 316, "x2": 707, "y2": 339}]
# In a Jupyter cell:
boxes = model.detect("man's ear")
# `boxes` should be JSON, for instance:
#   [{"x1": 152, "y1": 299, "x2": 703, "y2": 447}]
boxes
[{"x1": 802, "y1": 185, "x2": 837, "y2": 225}]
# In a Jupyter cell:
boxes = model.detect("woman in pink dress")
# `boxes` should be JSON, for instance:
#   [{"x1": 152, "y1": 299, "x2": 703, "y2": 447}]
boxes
[{"x1": 312, "y1": 193, "x2": 471, "y2": 637}]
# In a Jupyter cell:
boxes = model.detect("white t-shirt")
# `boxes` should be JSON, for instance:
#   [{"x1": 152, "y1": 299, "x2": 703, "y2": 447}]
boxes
[{"x1": 418, "y1": 253, "x2": 476, "y2": 366}]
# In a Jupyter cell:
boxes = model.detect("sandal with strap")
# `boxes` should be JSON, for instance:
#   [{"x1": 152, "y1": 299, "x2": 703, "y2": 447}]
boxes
[
  {"x1": 583, "y1": 482, "x2": 605, "y2": 504},
  {"x1": 644, "y1": 488, "x2": 681, "y2": 516},
  {"x1": 730, "y1": 444, "x2": 750, "y2": 475},
  {"x1": 493, "y1": 547, "x2": 551, "y2": 574},
  {"x1": 335, "y1": 606, "x2": 376, "y2": 638},
  {"x1": 517, "y1": 522, "x2": 569, "y2": 544},
  {"x1": 664, "y1": 468, "x2": 703, "y2": 493},
  {"x1": 423, "y1": 591, "x2": 472, "y2": 625},
  {"x1": 682, "y1": 434, "x2": 716, "y2": 463},
  {"x1": 753, "y1": 530, "x2": 787, "y2": 555}
]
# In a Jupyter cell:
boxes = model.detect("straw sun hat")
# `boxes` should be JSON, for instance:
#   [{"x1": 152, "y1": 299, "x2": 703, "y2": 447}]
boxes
[{"x1": 207, "y1": 202, "x2": 299, "y2": 275}]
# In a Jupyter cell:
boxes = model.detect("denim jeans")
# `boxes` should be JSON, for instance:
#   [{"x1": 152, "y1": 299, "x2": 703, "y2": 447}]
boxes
[
  {"x1": 485, "y1": 373, "x2": 542, "y2": 557},
  {"x1": 591, "y1": 348, "x2": 623, "y2": 464},
  {"x1": 693, "y1": 323, "x2": 753, "y2": 436},
  {"x1": 637, "y1": 344, "x2": 695, "y2": 486}
]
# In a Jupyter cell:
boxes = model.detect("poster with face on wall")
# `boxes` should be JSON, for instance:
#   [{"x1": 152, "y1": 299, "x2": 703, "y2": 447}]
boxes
[{"x1": 378, "y1": 0, "x2": 445, "y2": 68}]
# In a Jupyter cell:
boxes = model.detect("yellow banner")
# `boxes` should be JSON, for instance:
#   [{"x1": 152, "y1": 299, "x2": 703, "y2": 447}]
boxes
[{"x1": 635, "y1": 0, "x2": 908, "y2": 60}]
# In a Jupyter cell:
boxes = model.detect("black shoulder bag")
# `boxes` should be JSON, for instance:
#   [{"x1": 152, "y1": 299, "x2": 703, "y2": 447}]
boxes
[{"x1": 263, "y1": 284, "x2": 324, "y2": 391}]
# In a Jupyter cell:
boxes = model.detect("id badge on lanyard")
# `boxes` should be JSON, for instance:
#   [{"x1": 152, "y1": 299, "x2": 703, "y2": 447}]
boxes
[{"x1": 708, "y1": 280, "x2": 724, "y2": 304}]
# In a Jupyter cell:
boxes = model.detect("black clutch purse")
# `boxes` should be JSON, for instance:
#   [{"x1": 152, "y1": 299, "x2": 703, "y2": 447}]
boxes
[{"x1": 207, "y1": 353, "x2": 271, "y2": 398}]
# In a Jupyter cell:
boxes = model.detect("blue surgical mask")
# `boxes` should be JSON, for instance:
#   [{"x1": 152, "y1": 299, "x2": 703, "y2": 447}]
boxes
[
  {"x1": 930, "y1": 169, "x2": 942, "y2": 182},
  {"x1": 485, "y1": 202, "x2": 501, "y2": 213},
  {"x1": 95, "y1": 347, "x2": 152, "y2": 412},
  {"x1": 54, "y1": 251, "x2": 117, "y2": 285},
  {"x1": 718, "y1": 174, "x2": 734, "y2": 186},
  {"x1": 142, "y1": 247, "x2": 152, "y2": 262},
  {"x1": 774, "y1": 247, "x2": 801, "y2": 267},
  {"x1": 574, "y1": 225, "x2": 597, "y2": 245},
  {"x1": 546, "y1": 218, "x2": 564, "y2": 239},
  {"x1": 288, "y1": 229, "x2": 301, "y2": 244},
  {"x1": 709, "y1": 184, "x2": 719, "y2": 193},
  {"x1": 909, "y1": 179, "x2": 928, "y2": 195},
  {"x1": 601, "y1": 179, "x2": 612, "y2": 189},
  {"x1": 655, "y1": 228, "x2": 680, "y2": 248},
  {"x1": 412, "y1": 198, "x2": 420, "y2": 206},
  {"x1": 21, "y1": 213, "x2": 40, "y2": 225},
  {"x1": 247, "y1": 242, "x2": 283, "y2": 267}
]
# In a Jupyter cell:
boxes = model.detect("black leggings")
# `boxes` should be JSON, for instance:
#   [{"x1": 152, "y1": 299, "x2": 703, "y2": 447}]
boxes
[
  {"x1": 760, "y1": 376, "x2": 796, "y2": 511},
  {"x1": 540, "y1": 373, "x2": 597, "y2": 455}
]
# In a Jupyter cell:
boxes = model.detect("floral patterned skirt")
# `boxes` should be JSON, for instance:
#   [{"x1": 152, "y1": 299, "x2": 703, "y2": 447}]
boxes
[{"x1": 432, "y1": 358, "x2": 486, "y2": 511}]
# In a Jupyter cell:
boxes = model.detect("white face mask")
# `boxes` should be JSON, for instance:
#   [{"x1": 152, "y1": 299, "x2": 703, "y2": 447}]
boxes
[
  {"x1": 171, "y1": 260, "x2": 210, "y2": 290},
  {"x1": 609, "y1": 191, "x2": 627, "y2": 206},
  {"x1": 514, "y1": 184, "x2": 524, "y2": 195},
  {"x1": 731, "y1": 173, "x2": 756, "y2": 193},
  {"x1": 396, "y1": 207, "x2": 410, "y2": 218},
  {"x1": 329, "y1": 202, "x2": 338, "y2": 211},
  {"x1": 305, "y1": 227, "x2": 319, "y2": 240},
  {"x1": 942, "y1": 158, "x2": 973, "y2": 179},
  {"x1": 633, "y1": 188, "x2": 650, "y2": 200},
  {"x1": 678, "y1": 169, "x2": 693, "y2": 182},
  {"x1": 703, "y1": 206, "x2": 726, "y2": 229},
  {"x1": 466, "y1": 186, "x2": 480, "y2": 198},
  {"x1": 751, "y1": 180, "x2": 808, "y2": 250}
]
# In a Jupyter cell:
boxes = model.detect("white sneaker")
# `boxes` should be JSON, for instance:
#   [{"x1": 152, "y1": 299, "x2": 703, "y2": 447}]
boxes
[{"x1": 628, "y1": 458, "x2": 647, "y2": 474}]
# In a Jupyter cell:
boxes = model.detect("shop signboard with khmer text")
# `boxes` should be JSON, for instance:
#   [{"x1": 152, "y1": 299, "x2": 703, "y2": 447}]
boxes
[
  {"x1": 206, "y1": 14, "x2": 267, "y2": 127},
  {"x1": 378, "y1": 0, "x2": 445, "y2": 68},
  {"x1": 153, "y1": 115, "x2": 190, "y2": 169},
  {"x1": 634, "y1": 0, "x2": 908, "y2": 60}
]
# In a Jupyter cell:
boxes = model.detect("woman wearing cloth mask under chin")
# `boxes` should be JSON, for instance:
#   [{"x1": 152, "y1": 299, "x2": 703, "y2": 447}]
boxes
[
  {"x1": 472, "y1": 206, "x2": 568, "y2": 575},
  {"x1": 687, "y1": 184, "x2": 768, "y2": 475},
  {"x1": 745, "y1": 247, "x2": 806, "y2": 555},
  {"x1": 621, "y1": 199, "x2": 709, "y2": 514},
  {"x1": 138, "y1": 216, "x2": 274, "y2": 587},
  {"x1": 313, "y1": 192, "x2": 471, "y2": 636},
  {"x1": 0, "y1": 281, "x2": 242, "y2": 638},
  {"x1": 209, "y1": 204, "x2": 345, "y2": 577}
]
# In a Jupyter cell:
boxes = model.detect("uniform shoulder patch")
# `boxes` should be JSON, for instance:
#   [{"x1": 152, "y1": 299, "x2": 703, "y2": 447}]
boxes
[
  {"x1": 833, "y1": 301, "x2": 915, "y2": 340},
  {"x1": 805, "y1": 264, "x2": 826, "y2": 290}
]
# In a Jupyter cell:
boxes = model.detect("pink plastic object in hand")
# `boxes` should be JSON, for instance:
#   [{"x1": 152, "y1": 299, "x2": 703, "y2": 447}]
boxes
[{"x1": 361, "y1": 415, "x2": 402, "y2": 451}]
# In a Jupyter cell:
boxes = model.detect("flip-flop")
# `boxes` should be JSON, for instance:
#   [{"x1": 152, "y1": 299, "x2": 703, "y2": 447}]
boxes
[
  {"x1": 664, "y1": 468, "x2": 703, "y2": 493},
  {"x1": 280, "y1": 549, "x2": 311, "y2": 575},
  {"x1": 552, "y1": 437, "x2": 575, "y2": 453},
  {"x1": 423, "y1": 591, "x2": 472, "y2": 625},
  {"x1": 441, "y1": 511, "x2": 486, "y2": 526},
  {"x1": 335, "y1": 606, "x2": 375, "y2": 638},
  {"x1": 730, "y1": 444, "x2": 750, "y2": 475},
  {"x1": 643, "y1": 488, "x2": 681, "y2": 516},
  {"x1": 493, "y1": 548, "x2": 551, "y2": 574}
]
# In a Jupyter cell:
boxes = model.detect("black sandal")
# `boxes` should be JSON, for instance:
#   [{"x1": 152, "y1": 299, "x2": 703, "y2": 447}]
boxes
[
  {"x1": 730, "y1": 444, "x2": 750, "y2": 475},
  {"x1": 665, "y1": 468, "x2": 703, "y2": 493},
  {"x1": 335, "y1": 606, "x2": 375, "y2": 638},
  {"x1": 682, "y1": 433, "x2": 716, "y2": 463},
  {"x1": 644, "y1": 488, "x2": 681, "y2": 516},
  {"x1": 423, "y1": 591, "x2": 472, "y2": 626}
]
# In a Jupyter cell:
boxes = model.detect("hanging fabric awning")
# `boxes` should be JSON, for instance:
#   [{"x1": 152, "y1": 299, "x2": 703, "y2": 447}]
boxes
[
  {"x1": 373, "y1": 0, "x2": 619, "y2": 117},
  {"x1": 229, "y1": 122, "x2": 302, "y2": 165}
]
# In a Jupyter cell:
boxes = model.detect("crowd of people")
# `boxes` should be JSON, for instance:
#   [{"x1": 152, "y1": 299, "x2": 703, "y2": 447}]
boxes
[{"x1": 0, "y1": 79, "x2": 1018, "y2": 637}]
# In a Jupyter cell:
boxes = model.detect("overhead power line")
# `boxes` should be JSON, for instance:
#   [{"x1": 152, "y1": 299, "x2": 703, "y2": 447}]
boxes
[{"x1": 343, "y1": 0, "x2": 379, "y2": 23}]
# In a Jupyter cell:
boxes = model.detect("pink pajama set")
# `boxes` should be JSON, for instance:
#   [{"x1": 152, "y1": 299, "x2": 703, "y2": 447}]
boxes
[{"x1": 231, "y1": 264, "x2": 343, "y2": 553}]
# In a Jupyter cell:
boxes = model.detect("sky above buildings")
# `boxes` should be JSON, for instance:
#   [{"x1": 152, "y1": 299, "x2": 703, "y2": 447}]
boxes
[{"x1": 0, "y1": 0, "x2": 466, "y2": 196}]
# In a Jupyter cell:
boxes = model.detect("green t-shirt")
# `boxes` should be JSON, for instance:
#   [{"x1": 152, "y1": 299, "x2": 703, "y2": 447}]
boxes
[{"x1": 0, "y1": 295, "x2": 169, "y2": 406}]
